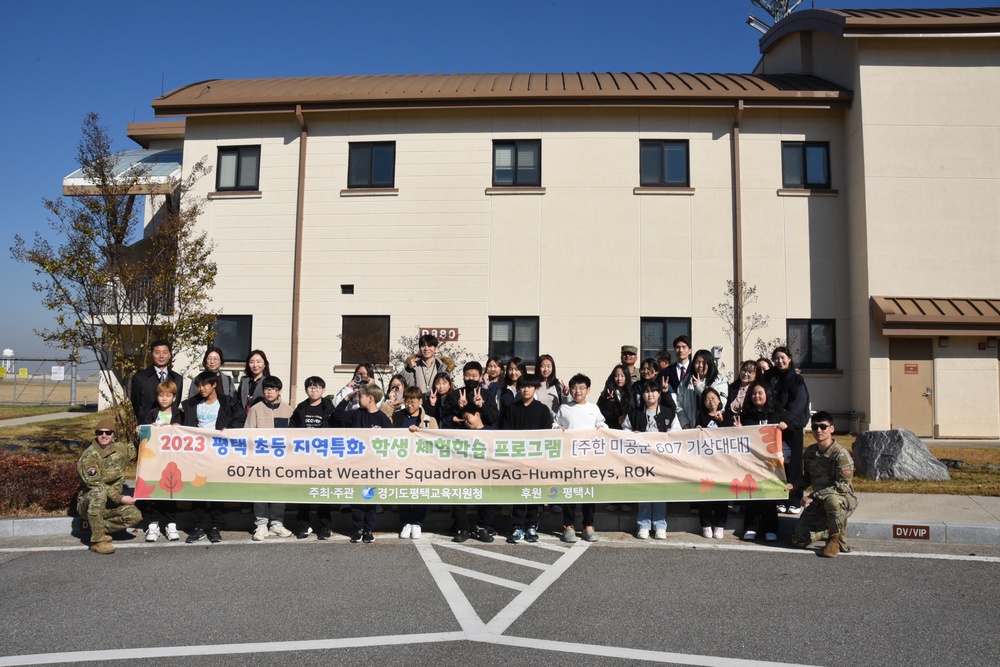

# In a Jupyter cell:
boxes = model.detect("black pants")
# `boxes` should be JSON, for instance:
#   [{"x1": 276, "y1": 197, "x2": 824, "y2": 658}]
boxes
[
  {"x1": 351, "y1": 506, "x2": 376, "y2": 532},
  {"x1": 296, "y1": 504, "x2": 333, "y2": 528},
  {"x1": 140, "y1": 499, "x2": 176, "y2": 525},
  {"x1": 399, "y1": 505, "x2": 428, "y2": 527},
  {"x1": 510, "y1": 505, "x2": 539, "y2": 526},
  {"x1": 698, "y1": 502, "x2": 729, "y2": 528},
  {"x1": 742, "y1": 500, "x2": 778, "y2": 535},
  {"x1": 562, "y1": 503, "x2": 595, "y2": 527},
  {"x1": 191, "y1": 501, "x2": 224, "y2": 531},
  {"x1": 453, "y1": 505, "x2": 497, "y2": 531}
]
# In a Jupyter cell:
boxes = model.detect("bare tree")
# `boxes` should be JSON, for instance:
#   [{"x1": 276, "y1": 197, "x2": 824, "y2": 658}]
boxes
[
  {"x1": 11, "y1": 113, "x2": 216, "y2": 434},
  {"x1": 713, "y1": 280, "x2": 769, "y2": 369}
]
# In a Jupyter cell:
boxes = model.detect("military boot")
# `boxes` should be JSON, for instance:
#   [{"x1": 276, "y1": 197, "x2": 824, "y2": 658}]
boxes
[
  {"x1": 90, "y1": 541, "x2": 116, "y2": 555},
  {"x1": 821, "y1": 533, "x2": 841, "y2": 558}
]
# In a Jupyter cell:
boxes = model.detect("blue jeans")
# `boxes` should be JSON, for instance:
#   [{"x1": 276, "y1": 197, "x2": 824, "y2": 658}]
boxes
[{"x1": 637, "y1": 502, "x2": 667, "y2": 530}]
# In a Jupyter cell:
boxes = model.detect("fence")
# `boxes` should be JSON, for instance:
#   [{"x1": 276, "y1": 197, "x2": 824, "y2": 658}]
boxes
[{"x1": 0, "y1": 357, "x2": 100, "y2": 406}]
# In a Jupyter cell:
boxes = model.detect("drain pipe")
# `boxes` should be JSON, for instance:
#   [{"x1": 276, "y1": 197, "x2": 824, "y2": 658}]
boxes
[
  {"x1": 731, "y1": 100, "x2": 745, "y2": 373},
  {"x1": 289, "y1": 104, "x2": 308, "y2": 404}
]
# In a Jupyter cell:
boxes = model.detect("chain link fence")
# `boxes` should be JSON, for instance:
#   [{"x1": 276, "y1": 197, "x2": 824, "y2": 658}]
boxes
[{"x1": 0, "y1": 357, "x2": 100, "y2": 406}]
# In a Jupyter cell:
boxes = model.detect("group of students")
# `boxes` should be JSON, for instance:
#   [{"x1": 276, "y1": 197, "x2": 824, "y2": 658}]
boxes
[{"x1": 128, "y1": 332, "x2": 812, "y2": 547}]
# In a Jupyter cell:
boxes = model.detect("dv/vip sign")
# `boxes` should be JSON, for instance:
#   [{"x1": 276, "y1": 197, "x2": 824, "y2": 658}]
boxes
[
  {"x1": 135, "y1": 424, "x2": 789, "y2": 505},
  {"x1": 893, "y1": 524, "x2": 931, "y2": 540}
]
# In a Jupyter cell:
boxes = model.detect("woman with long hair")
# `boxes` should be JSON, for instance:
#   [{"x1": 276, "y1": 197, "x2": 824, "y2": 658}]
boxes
[
  {"x1": 675, "y1": 349, "x2": 728, "y2": 429},
  {"x1": 736, "y1": 381, "x2": 790, "y2": 541},
  {"x1": 238, "y1": 349, "x2": 271, "y2": 412}
]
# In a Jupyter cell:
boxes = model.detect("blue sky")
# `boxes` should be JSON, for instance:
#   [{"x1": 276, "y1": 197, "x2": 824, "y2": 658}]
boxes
[{"x1": 1, "y1": 0, "x2": 993, "y2": 358}]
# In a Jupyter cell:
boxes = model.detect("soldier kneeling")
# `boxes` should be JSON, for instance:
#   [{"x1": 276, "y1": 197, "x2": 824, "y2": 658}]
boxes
[
  {"x1": 786, "y1": 411, "x2": 858, "y2": 558},
  {"x1": 77, "y1": 420, "x2": 142, "y2": 554}
]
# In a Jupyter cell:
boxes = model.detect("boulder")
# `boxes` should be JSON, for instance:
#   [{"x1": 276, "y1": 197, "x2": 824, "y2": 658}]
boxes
[{"x1": 853, "y1": 429, "x2": 950, "y2": 481}]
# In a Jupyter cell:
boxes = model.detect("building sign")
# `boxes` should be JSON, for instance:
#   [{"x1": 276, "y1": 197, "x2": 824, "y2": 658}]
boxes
[
  {"x1": 51, "y1": 366, "x2": 65, "y2": 382},
  {"x1": 17, "y1": 368, "x2": 28, "y2": 379},
  {"x1": 419, "y1": 327, "x2": 459, "y2": 341},
  {"x1": 904, "y1": 364, "x2": 919, "y2": 375},
  {"x1": 0, "y1": 367, "x2": 6, "y2": 379},
  {"x1": 893, "y1": 524, "x2": 930, "y2": 540}
]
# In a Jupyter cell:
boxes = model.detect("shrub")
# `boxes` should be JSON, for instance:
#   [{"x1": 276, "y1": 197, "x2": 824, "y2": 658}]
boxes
[{"x1": 0, "y1": 452, "x2": 79, "y2": 515}]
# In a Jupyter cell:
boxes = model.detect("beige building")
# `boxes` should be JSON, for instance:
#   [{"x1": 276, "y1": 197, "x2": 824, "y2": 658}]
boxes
[{"x1": 108, "y1": 7, "x2": 1000, "y2": 437}]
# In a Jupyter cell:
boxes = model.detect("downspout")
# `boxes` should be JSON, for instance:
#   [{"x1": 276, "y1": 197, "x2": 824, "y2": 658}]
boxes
[
  {"x1": 731, "y1": 100, "x2": 745, "y2": 373},
  {"x1": 290, "y1": 104, "x2": 308, "y2": 404}
]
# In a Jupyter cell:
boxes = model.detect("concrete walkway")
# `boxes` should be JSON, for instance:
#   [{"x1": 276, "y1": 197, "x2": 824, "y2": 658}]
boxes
[{"x1": 0, "y1": 412, "x2": 84, "y2": 427}]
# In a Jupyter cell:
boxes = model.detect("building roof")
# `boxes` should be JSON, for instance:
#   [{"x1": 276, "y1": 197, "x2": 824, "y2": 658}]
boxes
[
  {"x1": 62, "y1": 148, "x2": 182, "y2": 196},
  {"x1": 761, "y1": 7, "x2": 1000, "y2": 53},
  {"x1": 127, "y1": 120, "x2": 186, "y2": 148},
  {"x1": 871, "y1": 296, "x2": 1000, "y2": 336},
  {"x1": 152, "y1": 72, "x2": 851, "y2": 117}
]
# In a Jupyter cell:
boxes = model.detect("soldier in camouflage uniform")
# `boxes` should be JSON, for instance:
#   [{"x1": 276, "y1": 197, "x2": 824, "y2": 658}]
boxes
[
  {"x1": 787, "y1": 411, "x2": 857, "y2": 558},
  {"x1": 77, "y1": 419, "x2": 142, "y2": 554}
]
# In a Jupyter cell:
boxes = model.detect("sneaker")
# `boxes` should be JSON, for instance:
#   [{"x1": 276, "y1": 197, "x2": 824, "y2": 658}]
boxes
[
  {"x1": 399, "y1": 524, "x2": 412, "y2": 539},
  {"x1": 637, "y1": 528, "x2": 650, "y2": 539},
  {"x1": 581, "y1": 528, "x2": 599, "y2": 542},
  {"x1": 350, "y1": 530, "x2": 364, "y2": 543},
  {"x1": 253, "y1": 525, "x2": 268, "y2": 541},
  {"x1": 776, "y1": 504, "x2": 787, "y2": 514},
  {"x1": 653, "y1": 528, "x2": 667, "y2": 540},
  {"x1": 453, "y1": 530, "x2": 470, "y2": 543},
  {"x1": 207, "y1": 528, "x2": 222, "y2": 543},
  {"x1": 145, "y1": 523, "x2": 160, "y2": 542},
  {"x1": 411, "y1": 525, "x2": 422, "y2": 539},
  {"x1": 743, "y1": 530, "x2": 757, "y2": 541},
  {"x1": 362, "y1": 530, "x2": 374, "y2": 543},
  {"x1": 507, "y1": 527, "x2": 525, "y2": 544},
  {"x1": 316, "y1": 527, "x2": 332, "y2": 540},
  {"x1": 787, "y1": 505, "x2": 802, "y2": 515},
  {"x1": 701, "y1": 527, "x2": 713, "y2": 539},
  {"x1": 296, "y1": 526, "x2": 313, "y2": 539},
  {"x1": 476, "y1": 527, "x2": 495, "y2": 543},
  {"x1": 713, "y1": 527, "x2": 725, "y2": 539},
  {"x1": 269, "y1": 523, "x2": 292, "y2": 538},
  {"x1": 185, "y1": 528, "x2": 206, "y2": 543},
  {"x1": 562, "y1": 528, "x2": 579, "y2": 543},
  {"x1": 525, "y1": 525, "x2": 539, "y2": 543},
  {"x1": 765, "y1": 532, "x2": 778, "y2": 542},
  {"x1": 165, "y1": 523, "x2": 180, "y2": 541}
]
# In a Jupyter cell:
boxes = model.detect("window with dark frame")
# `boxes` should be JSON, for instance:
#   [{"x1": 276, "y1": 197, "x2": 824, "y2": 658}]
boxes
[
  {"x1": 489, "y1": 317, "x2": 539, "y2": 362},
  {"x1": 493, "y1": 140, "x2": 541, "y2": 187},
  {"x1": 640, "y1": 318, "x2": 692, "y2": 362},
  {"x1": 216, "y1": 146, "x2": 261, "y2": 191},
  {"x1": 348, "y1": 142, "x2": 396, "y2": 189},
  {"x1": 639, "y1": 140, "x2": 690, "y2": 187},
  {"x1": 786, "y1": 319, "x2": 836, "y2": 369},
  {"x1": 342, "y1": 315, "x2": 390, "y2": 364},
  {"x1": 781, "y1": 141, "x2": 830, "y2": 189},
  {"x1": 210, "y1": 315, "x2": 253, "y2": 364}
]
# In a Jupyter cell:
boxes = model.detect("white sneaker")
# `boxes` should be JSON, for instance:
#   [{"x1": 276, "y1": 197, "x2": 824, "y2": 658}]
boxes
[
  {"x1": 410, "y1": 525, "x2": 422, "y2": 539},
  {"x1": 253, "y1": 525, "x2": 268, "y2": 541},
  {"x1": 701, "y1": 527, "x2": 713, "y2": 539},
  {"x1": 269, "y1": 523, "x2": 293, "y2": 538},
  {"x1": 776, "y1": 504, "x2": 787, "y2": 513},
  {"x1": 399, "y1": 524, "x2": 412, "y2": 539},
  {"x1": 653, "y1": 528, "x2": 667, "y2": 540},
  {"x1": 788, "y1": 505, "x2": 802, "y2": 515},
  {"x1": 165, "y1": 523, "x2": 180, "y2": 541},
  {"x1": 743, "y1": 530, "x2": 757, "y2": 541},
  {"x1": 636, "y1": 528, "x2": 650, "y2": 539},
  {"x1": 713, "y1": 527, "x2": 725, "y2": 539},
  {"x1": 765, "y1": 532, "x2": 778, "y2": 542},
  {"x1": 145, "y1": 523, "x2": 160, "y2": 542}
]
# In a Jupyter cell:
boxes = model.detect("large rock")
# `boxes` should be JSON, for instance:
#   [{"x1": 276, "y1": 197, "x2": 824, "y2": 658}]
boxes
[{"x1": 853, "y1": 429, "x2": 950, "y2": 481}]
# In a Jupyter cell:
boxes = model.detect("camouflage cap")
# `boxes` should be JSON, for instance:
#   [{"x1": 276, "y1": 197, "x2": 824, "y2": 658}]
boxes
[{"x1": 620, "y1": 345, "x2": 638, "y2": 355}]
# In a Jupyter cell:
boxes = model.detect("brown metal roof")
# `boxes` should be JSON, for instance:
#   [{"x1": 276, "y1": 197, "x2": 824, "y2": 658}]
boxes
[
  {"x1": 152, "y1": 72, "x2": 850, "y2": 117},
  {"x1": 126, "y1": 120, "x2": 185, "y2": 148},
  {"x1": 761, "y1": 7, "x2": 1000, "y2": 52},
  {"x1": 871, "y1": 296, "x2": 1000, "y2": 336}
]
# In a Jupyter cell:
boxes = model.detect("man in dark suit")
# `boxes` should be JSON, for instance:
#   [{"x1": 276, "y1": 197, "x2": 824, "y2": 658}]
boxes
[
  {"x1": 130, "y1": 339, "x2": 183, "y2": 420},
  {"x1": 667, "y1": 335, "x2": 692, "y2": 392}
]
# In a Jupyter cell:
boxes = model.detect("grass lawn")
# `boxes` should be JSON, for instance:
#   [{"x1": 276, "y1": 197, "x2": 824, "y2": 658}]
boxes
[{"x1": 0, "y1": 405, "x2": 79, "y2": 421}]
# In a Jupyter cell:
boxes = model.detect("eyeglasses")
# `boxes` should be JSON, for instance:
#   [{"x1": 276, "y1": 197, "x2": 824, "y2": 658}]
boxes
[
  {"x1": 811, "y1": 423, "x2": 832, "y2": 431},
  {"x1": 96, "y1": 430, "x2": 114, "y2": 436}
]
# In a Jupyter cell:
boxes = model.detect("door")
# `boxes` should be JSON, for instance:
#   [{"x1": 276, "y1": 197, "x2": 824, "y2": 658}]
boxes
[{"x1": 889, "y1": 338, "x2": 934, "y2": 436}]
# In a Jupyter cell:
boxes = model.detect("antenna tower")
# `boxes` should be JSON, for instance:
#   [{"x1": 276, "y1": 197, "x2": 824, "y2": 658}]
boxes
[{"x1": 747, "y1": 0, "x2": 806, "y2": 34}]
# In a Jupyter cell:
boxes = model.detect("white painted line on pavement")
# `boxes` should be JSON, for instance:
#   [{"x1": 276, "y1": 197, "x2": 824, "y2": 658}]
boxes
[
  {"x1": 435, "y1": 541, "x2": 551, "y2": 569},
  {"x1": 445, "y1": 564, "x2": 529, "y2": 591},
  {"x1": 850, "y1": 550, "x2": 1000, "y2": 563},
  {"x1": 414, "y1": 541, "x2": 491, "y2": 639},
  {"x1": 495, "y1": 635, "x2": 822, "y2": 667},
  {"x1": 486, "y1": 541, "x2": 591, "y2": 634},
  {"x1": 0, "y1": 632, "x2": 468, "y2": 666},
  {"x1": 524, "y1": 540, "x2": 571, "y2": 553}
]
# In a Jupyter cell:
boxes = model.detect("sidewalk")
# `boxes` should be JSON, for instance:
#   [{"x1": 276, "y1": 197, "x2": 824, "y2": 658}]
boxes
[
  {"x1": 0, "y1": 412, "x2": 82, "y2": 427},
  {"x1": 3, "y1": 493, "x2": 1000, "y2": 546}
]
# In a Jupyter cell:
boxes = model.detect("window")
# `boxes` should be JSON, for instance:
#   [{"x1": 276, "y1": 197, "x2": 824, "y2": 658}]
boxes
[
  {"x1": 787, "y1": 319, "x2": 836, "y2": 369},
  {"x1": 640, "y1": 318, "x2": 692, "y2": 361},
  {"x1": 216, "y1": 146, "x2": 260, "y2": 191},
  {"x1": 342, "y1": 316, "x2": 390, "y2": 364},
  {"x1": 489, "y1": 317, "x2": 539, "y2": 362},
  {"x1": 781, "y1": 142, "x2": 830, "y2": 189},
  {"x1": 493, "y1": 140, "x2": 540, "y2": 187},
  {"x1": 210, "y1": 315, "x2": 253, "y2": 364},
  {"x1": 639, "y1": 140, "x2": 689, "y2": 187},
  {"x1": 348, "y1": 142, "x2": 395, "y2": 188}
]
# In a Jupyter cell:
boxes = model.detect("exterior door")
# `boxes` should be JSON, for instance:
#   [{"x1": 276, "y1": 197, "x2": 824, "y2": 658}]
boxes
[{"x1": 889, "y1": 338, "x2": 934, "y2": 436}]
